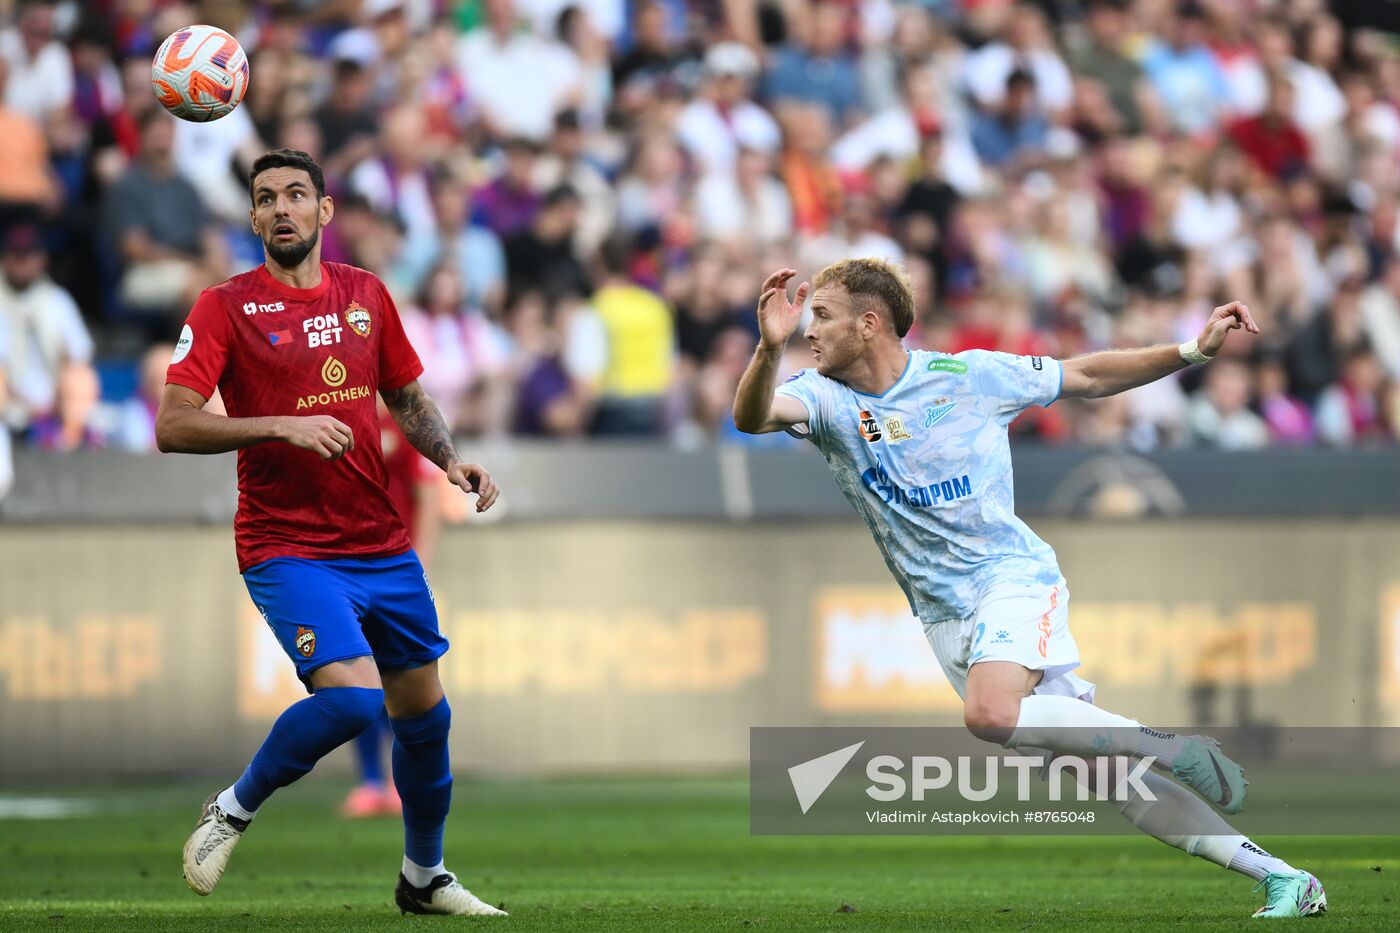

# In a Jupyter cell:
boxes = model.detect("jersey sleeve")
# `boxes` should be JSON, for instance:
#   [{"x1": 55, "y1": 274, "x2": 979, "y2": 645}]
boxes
[
  {"x1": 968, "y1": 350, "x2": 1063, "y2": 425},
  {"x1": 774, "y1": 368, "x2": 828, "y2": 442},
  {"x1": 376, "y1": 281, "x2": 425, "y2": 391},
  {"x1": 165, "y1": 289, "x2": 233, "y2": 399}
]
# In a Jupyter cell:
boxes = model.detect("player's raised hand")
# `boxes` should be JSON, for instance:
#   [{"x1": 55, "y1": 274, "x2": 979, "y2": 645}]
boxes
[
  {"x1": 281, "y1": 415, "x2": 354, "y2": 460},
  {"x1": 1197, "y1": 300, "x2": 1261, "y2": 357},
  {"x1": 757, "y1": 268, "x2": 810, "y2": 350},
  {"x1": 448, "y1": 461, "x2": 499, "y2": 513}
]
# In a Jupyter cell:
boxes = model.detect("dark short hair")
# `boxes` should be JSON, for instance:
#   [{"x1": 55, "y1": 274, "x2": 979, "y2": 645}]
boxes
[{"x1": 248, "y1": 149, "x2": 326, "y2": 205}]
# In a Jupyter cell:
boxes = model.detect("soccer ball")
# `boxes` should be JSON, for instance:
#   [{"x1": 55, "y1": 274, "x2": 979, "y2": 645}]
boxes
[{"x1": 151, "y1": 25, "x2": 249, "y2": 122}]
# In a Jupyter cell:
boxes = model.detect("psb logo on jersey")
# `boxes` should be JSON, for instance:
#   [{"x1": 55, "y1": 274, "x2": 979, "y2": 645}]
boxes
[
  {"x1": 1031, "y1": 356, "x2": 1044, "y2": 371},
  {"x1": 882, "y1": 416, "x2": 913, "y2": 443},
  {"x1": 295, "y1": 626, "x2": 316, "y2": 658},
  {"x1": 345, "y1": 300, "x2": 372, "y2": 338},
  {"x1": 321, "y1": 355, "x2": 347, "y2": 388},
  {"x1": 857, "y1": 409, "x2": 883, "y2": 443},
  {"x1": 923, "y1": 398, "x2": 957, "y2": 428},
  {"x1": 242, "y1": 300, "x2": 286, "y2": 315}
]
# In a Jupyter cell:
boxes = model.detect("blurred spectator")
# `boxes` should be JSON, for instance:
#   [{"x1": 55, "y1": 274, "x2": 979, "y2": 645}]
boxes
[
  {"x1": 534, "y1": 108, "x2": 615, "y2": 256},
  {"x1": 397, "y1": 171, "x2": 506, "y2": 313},
  {"x1": 970, "y1": 69, "x2": 1049, "y2": 170},
  {"x1": 456, "y1": 0, "x2": 582, "y2": 142},
  {"x1": 1315, "y1": 344, "x2": 1389, "y2": 447},
  {"x1": 0, "y1": 0, "x2": 73, "y2": 122},
  {"x1": 1140, "y1": 5, "x2": 1231, "y2": 136},
  {"x1": 1256, "y1": 353, "x2": 1314, "y2": 446},
  {"x1": 1186, "y1": 358, "x2": 1269, "y2": 450},
  {"x1": 474, "y1": 136, "x2": 544, "y2": 238},
  {"x1": 800, "y1": 189, "x2": 903, "y2": 271},
  {"x1": 102, "y1": 110, "x2": 225, "y2": 321},
  {"x1": 779, "y1": 102, "x2": 843, "y2": 236},
  {"x1": 614, "y1": 132, "x2": 687, "y2": 234},
  {"x1": 0, "y1": 56, "x2": 58, "y2": 219},
  {"x1": 588, "y1": 237, "x2": 674, "y2": 436},
  {"x1": 675, "y1": 42, "x2": 781, "y2": 177},
  {"x1": 693, "y1": 146, "x2": 793, "y2": 247},
  {"x1": 0, "y1": 224, "x2": 93, "y2": 431},
  {"x1": 505, "y1": 184, "x2": 591, "y2": 303},
  {"x1": 962, "y1": 3, "x2": 1072, "y2": 116},
  {"x1": 315, "y1": 57, "x2": 380, "y2": 183},
  {"x1": 611, "y1": 0, "x2": 695, "y2": 114},
  {"x1": 1227, "y1": 78, "x2": 1311, "y2": 181},
  {"x1": 1285, "y1": 277, "x2": 1367, "y2": 403},
  {"x1": 1067, "y1": 0, "x2": 1149, "y2": 135},
  {"x1": 28, "y1": 361, "x2": 103, "y2": 451},
  {"x1": 349, "y1": 103, "x2": 437, "y2": 250},
  {"x1": 763, "y1": 0, "x2": 863, "y2": 127},
  {"x1": 509, "y1": 289, "x2": 594, "y2": 436},
  {"x1": 1360, "y1": 255, "x2": 1400, "y2": 380},
  {"x1": 401, "y1": 261, "x2": 508, "y2": 435},
  {"x1": 105, "y1": 342, "x2": 174, "y2": 452}
]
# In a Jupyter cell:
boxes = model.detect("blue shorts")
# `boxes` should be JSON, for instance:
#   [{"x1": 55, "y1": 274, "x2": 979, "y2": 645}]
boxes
[{"x1": 243, "y1": 550, "x2": 448, "y2": 689}]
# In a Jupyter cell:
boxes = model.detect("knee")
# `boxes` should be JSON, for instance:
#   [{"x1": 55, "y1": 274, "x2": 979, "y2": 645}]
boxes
[
  {"x1": 963, "y1": 694, "x2": 1023, "y2": 744},
  {"x1": 318, "y1": 685, "x2": 385, "y2": 733},
  {"x1": 391, "y1": 697, "x2": 451, "y2": 746}
]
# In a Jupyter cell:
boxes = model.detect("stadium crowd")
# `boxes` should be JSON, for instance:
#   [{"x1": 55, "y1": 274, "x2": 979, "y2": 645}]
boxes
[{"x1": 2, "y1": 0, "x2": 1400, "y2": 459}]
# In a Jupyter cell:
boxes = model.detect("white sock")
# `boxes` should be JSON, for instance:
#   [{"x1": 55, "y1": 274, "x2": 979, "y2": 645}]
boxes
[
  {"x1": 1135, "y1": 726, "x2": 1188, "y2": 767},
  {"x1": 1007, "y1": 697, "x2": 1189, "y2": 770},
  {"x1": 216, "y1": 785, "x2": 257, "y2": 823},
  {"x1": 1007, "y1": 695, "x2": 1141, "y2": 757},
  {"x1": 402, "y1": 856, "x2": 446, "y2": 888},
  {"x1": 1227, "y1": 840, "x2": 1298, "y2": 882},
  {"x1": 1111, "y1": 769, "x2": 1244, "y2": 868}
]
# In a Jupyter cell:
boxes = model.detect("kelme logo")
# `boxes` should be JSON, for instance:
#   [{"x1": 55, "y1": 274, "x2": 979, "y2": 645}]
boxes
[{"x1": 928, "y1": 359, "x2": 967, "y2": 374}]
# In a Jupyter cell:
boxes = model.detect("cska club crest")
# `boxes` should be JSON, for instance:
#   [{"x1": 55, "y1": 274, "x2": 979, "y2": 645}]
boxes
[
  {"x1": 295, "y1": 626, "x2": 316, "y2": 658},
  {"x1": 345, "y1": 300, "x2": 372, "y2": 338}
]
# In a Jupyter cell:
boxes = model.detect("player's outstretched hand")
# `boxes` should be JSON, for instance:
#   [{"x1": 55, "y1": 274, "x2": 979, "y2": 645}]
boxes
[
  {"x1": 448, "y1": 461, "x2": 499, "y2": 513},
  {"x1": 757, "y1": 268, "x2": 810, "y2": 351},
  {"x1": 281, "y1": 415, "x2": 354, "y2": 460},
  {"x1": 1197, "y1": 300, "x2": 1261, "y2": 357}
]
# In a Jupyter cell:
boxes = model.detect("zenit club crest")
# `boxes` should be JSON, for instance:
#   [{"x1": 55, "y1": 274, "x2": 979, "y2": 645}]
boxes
[
  {"x1": 295, "y1": 626, "x2": 316, "y2": 658},
  {"x1": 345, "y1": 300, "x2": 372, "y2": 338},
  {"x1": 858, "y1": 409, "x2": 883, "y2": 443}
]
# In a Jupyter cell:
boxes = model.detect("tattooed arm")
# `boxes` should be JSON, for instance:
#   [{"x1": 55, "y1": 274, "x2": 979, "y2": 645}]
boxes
[{"x1": 380, "y1": 380, "x2": 500, "y2": 513}]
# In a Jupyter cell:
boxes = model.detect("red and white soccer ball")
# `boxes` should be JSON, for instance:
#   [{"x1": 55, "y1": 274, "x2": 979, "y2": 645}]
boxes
[{"x1": 151, "y1": 25, "x2": 250, "y2": 122}]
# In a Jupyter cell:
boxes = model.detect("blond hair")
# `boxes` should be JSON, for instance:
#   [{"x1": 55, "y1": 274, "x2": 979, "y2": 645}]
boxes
[{"x1": 812, "y1": 258, "x2": 916, "y2": 338}]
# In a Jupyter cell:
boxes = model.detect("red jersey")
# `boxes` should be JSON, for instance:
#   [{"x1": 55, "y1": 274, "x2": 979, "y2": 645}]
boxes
[{"x1": 167, "y1": 262, "x2": 424, "y2": 571}]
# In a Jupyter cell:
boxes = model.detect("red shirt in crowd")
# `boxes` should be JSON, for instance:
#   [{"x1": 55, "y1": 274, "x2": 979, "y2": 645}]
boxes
[
  {"x1": 1227, "y1": 115, "x2": 1310, "y2": 179},
  {"x1": 167, "y1": 262, "x2": 424, "y2": 571}
]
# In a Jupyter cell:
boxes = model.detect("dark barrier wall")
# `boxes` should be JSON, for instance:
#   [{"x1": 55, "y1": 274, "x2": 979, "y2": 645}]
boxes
[
  {"x1": 3, "y1": 520, "x2": 1400, "y2": 778},
  {"x1": 4, "y1": 447, "x2": 1400, "y2": 523}
]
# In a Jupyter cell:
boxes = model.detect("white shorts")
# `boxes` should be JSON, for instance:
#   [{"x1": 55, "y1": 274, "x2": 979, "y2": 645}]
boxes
[{"x1": 922, "y1": 577, "x2": 1096, "y2": 704}]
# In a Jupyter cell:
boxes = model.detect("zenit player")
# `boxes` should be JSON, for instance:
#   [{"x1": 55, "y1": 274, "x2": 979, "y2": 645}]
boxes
[
  {"x1": 734, "y1": 260, "x2": 1325, "y2": 920},
  {"x1": 156, "y1": 149, "x2": 505, "y2": 917}
]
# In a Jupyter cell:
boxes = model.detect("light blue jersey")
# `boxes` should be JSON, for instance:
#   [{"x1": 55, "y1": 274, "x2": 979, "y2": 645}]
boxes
[{"x1": 776, "y1": 348, "x2": 1064, "y2": 622}]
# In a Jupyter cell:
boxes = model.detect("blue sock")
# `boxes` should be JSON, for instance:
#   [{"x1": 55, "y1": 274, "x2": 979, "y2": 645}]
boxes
[
  {"x1": 353, "y1": 707, "x2": 391, "y2": 787},
  {"x1": 390, "y1": 698, "x2": 452, "y2": 870},
  {"x1": 233, "y1": 686, "x2": 384, "y2": 812}
]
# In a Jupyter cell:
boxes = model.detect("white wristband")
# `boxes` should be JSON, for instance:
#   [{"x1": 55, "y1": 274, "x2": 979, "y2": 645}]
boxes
[{"x1": 1178, "y1": 339, "x2": 1213, "y2": 365}]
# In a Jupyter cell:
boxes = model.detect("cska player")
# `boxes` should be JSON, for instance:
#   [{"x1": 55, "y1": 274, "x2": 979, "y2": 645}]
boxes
[{"x1": 156, "y1": 149, "x2": 506, "y2": 917}]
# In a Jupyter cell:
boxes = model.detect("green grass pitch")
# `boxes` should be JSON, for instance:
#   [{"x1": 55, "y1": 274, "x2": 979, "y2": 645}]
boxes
[{"x1": 0, "y1": 776, "x2": 1395, "y2": 931}]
